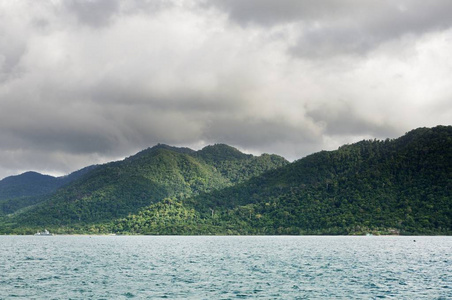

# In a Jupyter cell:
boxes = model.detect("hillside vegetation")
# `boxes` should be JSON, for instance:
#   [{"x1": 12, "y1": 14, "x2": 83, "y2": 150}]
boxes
[
  {"x1": 0, "y1": 166, "x2": 97, "y2": 215},
  {"x1": 4, "y1": 144, "x2": 287, "y2": 231},
  {"x1": 1, "y1": 126, "x2": 451, "y2": 235},
  {"x1": 108, "y1": 126, "x2": 452, "y2": 235}
]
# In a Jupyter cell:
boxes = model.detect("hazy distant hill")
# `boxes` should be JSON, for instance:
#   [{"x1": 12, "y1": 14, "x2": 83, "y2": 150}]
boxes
[
  {"x1": 10, "y1": 144, "x2": 287, "y2": 228},
  {"x1": 0, "y1": 172, "x2": 58, "y2": 200},
  {"x1": 112, "y1": 126, "x2": 452, "y2": 235},
  {"x1": 0, "y1": 166, "x2": 97, "y2": 215}
]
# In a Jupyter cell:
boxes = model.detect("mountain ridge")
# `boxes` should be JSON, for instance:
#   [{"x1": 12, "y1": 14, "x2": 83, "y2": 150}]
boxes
[
  {"x1": 1, "y1": 126, "x2": 451, "y2": 235},
  {"x1": 177, "y1": 126, "x2": 452, "y2": 235},
  {"x1": 5, "y1": 144, "x2": 287, "y2": 229},
  {"x1": 0, "y1": 165, "x2": 98, "y2": 215}
]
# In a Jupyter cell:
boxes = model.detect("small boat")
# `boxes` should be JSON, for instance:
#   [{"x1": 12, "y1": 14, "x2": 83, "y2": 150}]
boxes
[{"x1": 34, "y1": 229, "x2": 53, "y2": 236}]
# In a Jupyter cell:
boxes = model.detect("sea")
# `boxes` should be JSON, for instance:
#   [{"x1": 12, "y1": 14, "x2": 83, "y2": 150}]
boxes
[{"x1": 0, "y1": 236, "x2": 451, "y2": 299}]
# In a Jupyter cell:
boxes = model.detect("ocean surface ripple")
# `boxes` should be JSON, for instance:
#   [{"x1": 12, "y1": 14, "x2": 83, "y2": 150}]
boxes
[{"x1": 1, "y1": 236, "x2": 451, "y2": 299}]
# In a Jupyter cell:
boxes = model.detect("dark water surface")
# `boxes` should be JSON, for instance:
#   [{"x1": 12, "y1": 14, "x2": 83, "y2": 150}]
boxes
[{"x1": 1, "y1": 236, "x2": 451, "y2": 299}]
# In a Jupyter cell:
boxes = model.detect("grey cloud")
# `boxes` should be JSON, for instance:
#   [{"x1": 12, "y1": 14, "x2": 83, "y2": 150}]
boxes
[
  {"x1": 209, "y1": 0, "x2": 452, "y2": 30},
  {"x1": 306, "y1": 101, "x2": 400, "y2": 139},
  {"x1": 89, "y1": 78, "x2": 241, "y2": 114},
  {"x1": 0, "y1": 148, "x2": 105, "y2": 179},
  {"x1": 121, "y1": 0, "x2": 176, "y2": 15},
  {"x1": 201, "y1": 116, "x2": 323, "y2": 160},
  {"x1": 64, "y1": 0, "x2": 120, "y2": 27},
  {"x1": 0, "y1": 33, "x2": 26, "y2": 83},
  {"x1": 2, "y1": 125, "x2": 117, "y2": 155},
  {"x1": 0, "y1": 0, "x2": 451, "y2": 179},
  {"x1": 208, "y1": 0, "x2": 452, "y2": 57},
  {"x1": 294, "y1": 1, "x2": 452, "y2": 57},
  {"x1": 0, "y1": 109, "x2": 116, "y2": 155},
  {"x1": 290, "y1": 26, "x2": 375, "y2": 58},
  {"x1": 63, "y1": 0, "x2": 175, "y2": 28},
  {"x1": 0, "y1": 44, "x2": 25, "y2": 75},
  {"x1": 205, "y1": 0, "x2": 349, "y2": 26}
]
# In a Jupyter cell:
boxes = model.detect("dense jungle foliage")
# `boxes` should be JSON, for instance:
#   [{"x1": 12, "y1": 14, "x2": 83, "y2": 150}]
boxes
[
  {"x1": 1, "y1": 144, "x2": 287, "y2": 231},
  {"x1": 1, "y1": 126, "x2": 451, "y2": 235},
  {"x1": 101, "y1": 126, "x2": 452, "y2": 235},
  {"x1": 0, "y1": 166, "x2": 97, "y2": 215}
]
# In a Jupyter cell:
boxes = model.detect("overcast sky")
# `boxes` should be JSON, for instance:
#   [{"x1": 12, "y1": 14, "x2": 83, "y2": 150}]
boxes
[{"x1": 1, "y1": 0, "x2": 452, "y2": 179}]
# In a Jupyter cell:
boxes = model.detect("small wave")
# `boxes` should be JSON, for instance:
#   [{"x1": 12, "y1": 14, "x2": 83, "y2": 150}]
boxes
[{"x1": 123, "y1": 292, "x2": 135, "y2": 298}]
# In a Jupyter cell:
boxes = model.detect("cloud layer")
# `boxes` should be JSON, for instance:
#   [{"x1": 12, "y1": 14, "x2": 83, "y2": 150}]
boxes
[{"x1": 1, "y1": 0, "x2": 452, "y2": 178}]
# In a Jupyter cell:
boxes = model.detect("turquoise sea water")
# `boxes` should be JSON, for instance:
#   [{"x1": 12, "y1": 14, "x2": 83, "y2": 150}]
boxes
[{"x1": 0, "y1": 236, "x2": 451, "y2": 299}]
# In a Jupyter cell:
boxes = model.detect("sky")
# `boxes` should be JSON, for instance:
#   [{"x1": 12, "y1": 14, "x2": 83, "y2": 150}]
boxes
[{"x1": 1, "y1": 0, "x2": 452, "y2": 179}]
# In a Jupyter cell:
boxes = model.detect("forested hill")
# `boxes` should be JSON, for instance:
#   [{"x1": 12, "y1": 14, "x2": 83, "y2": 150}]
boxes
[
  {"x1": 0, "y1": 166, "x2": 97, "y2": 215},
  {"x1": 112, "y1": 126, "x2": 452, "y2": 235},
  {"x1": 7, "y1": 144, "x2": 287, "y2": 228},
  {"x1": 1, "y1": 126, "x2": 451, "y2": 235}
]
